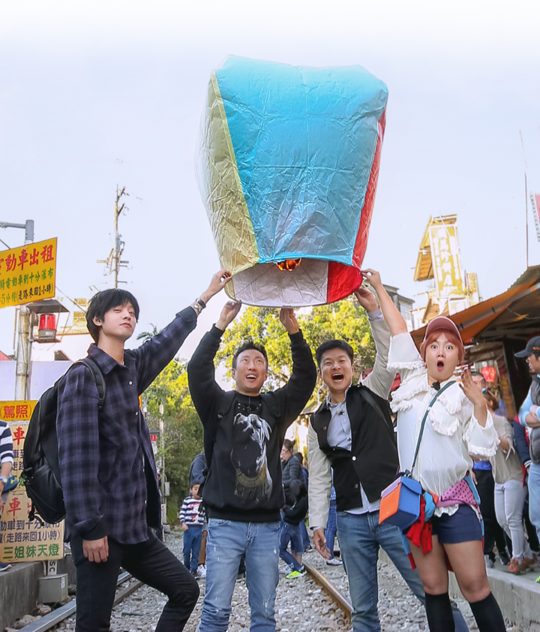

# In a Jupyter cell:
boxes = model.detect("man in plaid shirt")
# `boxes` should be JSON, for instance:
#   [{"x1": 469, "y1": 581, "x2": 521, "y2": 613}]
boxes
[{"x1": 57, "y1": 269, "x2": 231, "y2": 632}]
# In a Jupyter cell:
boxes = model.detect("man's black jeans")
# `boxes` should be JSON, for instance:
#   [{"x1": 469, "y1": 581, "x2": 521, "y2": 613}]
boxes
[{"x1": 72, "y1": 530, "x2": 199, "y2": 632}]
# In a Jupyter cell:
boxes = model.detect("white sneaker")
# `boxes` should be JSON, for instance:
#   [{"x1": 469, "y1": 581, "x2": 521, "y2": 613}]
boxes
[
  {"x1": 326, "y1": 557, "x2": 343, "y2": 566},
  {"x1": 279, "y1": 565, "x2": 292, "y2": 575},
  {"x1": 197, "y1": 565, "x2": 207, "y2": 578},
  {"x1": 484, "y1": 554, "x2": 494, "y2": 569}
]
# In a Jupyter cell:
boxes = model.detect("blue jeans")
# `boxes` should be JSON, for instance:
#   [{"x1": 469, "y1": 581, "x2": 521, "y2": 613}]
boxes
[
  {"x1": 300, "y1": 520, "x2": 310, "y2": 550},
  {"x1": 183, "y1": 526, "x2": 203, "y2": 572},
  {"x1": 528, "y1": 463, "x2": 540, "y2": 544},
  {"x1": 198, "y1": 519, "x2": 280, "y2": 632},
  {"x1": 279, "y1": 522, "x2": 303, "y2": 571},
  {"x1": 337, "y1": 511, "x2": 469, "y2": 632},
  {"x1": 326, "y1": 502, "x2": 338, "y2": 559}
]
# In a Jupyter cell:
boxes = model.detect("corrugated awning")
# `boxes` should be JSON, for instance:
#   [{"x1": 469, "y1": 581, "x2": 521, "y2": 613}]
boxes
[{"x1": 411, "y1": 278, "x2": 540, "y2": 346}]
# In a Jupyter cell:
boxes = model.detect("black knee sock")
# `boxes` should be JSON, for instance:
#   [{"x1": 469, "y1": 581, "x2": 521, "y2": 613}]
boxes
[
  {"x1": 424, "y1": 592, "x2": 455, "y2": 632},
  {"x1": 469, "y1": 592, "x2": 506, "y2": 632}
]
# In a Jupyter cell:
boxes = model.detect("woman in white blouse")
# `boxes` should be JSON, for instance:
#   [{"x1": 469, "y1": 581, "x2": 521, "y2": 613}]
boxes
[
  {"x1": 484, "y1": 390, "x2": 536, "y2": 574},
  {"x1": 362, "y1": 269, "x2": 506, "y2": 632}
]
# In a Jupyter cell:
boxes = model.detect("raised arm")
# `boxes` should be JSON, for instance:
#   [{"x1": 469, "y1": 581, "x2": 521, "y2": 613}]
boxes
[
  {"x1": 187, "y1": 300, "x2": 242, "y2": 425},
  {"x1": 361, "y1": 269, "x2": 408, "y2": 337},
  {"x1": 272, "y1": 309, "x2": 318, "y2": 424},
  {"x1": 353, "y1": 287, "x2": 395, "y2": 398}
]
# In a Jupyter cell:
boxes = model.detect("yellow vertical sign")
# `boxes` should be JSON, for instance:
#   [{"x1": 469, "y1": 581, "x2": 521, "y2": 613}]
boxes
[
  {"x1": 0, "y1": 403, "x2": 64, "y2": 562},
  {"x1": 0, "y1": 237, "x2": 57, "y2": 309},
  {"x1": 429, "y1": 225, "x2": 463, "y2": 298}
]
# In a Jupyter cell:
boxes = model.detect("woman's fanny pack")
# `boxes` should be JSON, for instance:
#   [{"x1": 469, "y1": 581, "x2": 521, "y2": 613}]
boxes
[{"x1": 379, "y1": 381, "x2": 455, "y2": 530}]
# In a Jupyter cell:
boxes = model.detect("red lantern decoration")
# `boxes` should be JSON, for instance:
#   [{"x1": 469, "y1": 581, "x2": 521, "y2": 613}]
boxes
[{"x1": 480, "y1": 366, "x2": 497, "y2": 383}]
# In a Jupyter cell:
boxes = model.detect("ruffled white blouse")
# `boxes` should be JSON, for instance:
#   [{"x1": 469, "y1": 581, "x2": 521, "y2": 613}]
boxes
[{"x1": 388, "y1": 333, "x2": 499, "y2": 516}]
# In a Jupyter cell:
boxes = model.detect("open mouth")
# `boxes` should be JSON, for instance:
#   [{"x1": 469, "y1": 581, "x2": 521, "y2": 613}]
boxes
[
  {"x1": 246, "y1": 374, "x2": 258, "y2": 382},
  {"x1": 436, "y1": 361, "x2": 445, "y2": 370},
  {"x1": 332, "y1": 373, "x2": 344, "y2": 383}
]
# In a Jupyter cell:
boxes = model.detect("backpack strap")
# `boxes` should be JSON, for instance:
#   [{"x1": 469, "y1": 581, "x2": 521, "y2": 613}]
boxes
[
  {"x1": 77, "y1": 358, "x2": 107, "y2": 410},
  {"x1": 260, "y1": 393, "x2": 281, "y2": 419},
  {"x1": 405, "y1": 380, "x2": 456, "y2": 477},
  {"x1": 217, "y1": 390, "x2": 236, "y2": 420}
]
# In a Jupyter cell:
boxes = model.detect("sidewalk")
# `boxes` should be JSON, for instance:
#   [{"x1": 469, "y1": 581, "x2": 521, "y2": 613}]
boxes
[
  {"x1": 469, "y1": 557, "x2": 540, "y2": 631},
  {"x1": 0, "y1": 555, "x2": 75, "y2": 631}
]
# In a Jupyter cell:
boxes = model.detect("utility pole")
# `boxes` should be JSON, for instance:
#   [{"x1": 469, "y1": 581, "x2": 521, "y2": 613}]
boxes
[
  {"x1": 0, "y1": 220, "x2": 35, "y2": 400},
  {"x1": 98, "y1": 187, "x2": 130, "y2": 288}
]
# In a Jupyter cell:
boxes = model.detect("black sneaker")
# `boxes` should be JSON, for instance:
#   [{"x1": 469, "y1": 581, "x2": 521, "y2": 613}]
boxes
[
  {"x1": 499, "y1": 551, "x2": 510, "y2": 566},
  {"x1": 0, "y1": 562, "x2": 12, "y2": 572}
]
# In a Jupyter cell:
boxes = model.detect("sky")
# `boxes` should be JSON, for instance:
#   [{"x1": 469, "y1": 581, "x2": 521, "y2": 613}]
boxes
[{"x1": 0, "y1": 0, "x2": 539, "y2": 362}]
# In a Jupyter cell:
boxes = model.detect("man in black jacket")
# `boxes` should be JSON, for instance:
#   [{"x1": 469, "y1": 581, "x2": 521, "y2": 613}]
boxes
[
  {"x1": 188, "y1": 301, "x2": 317, "y2": 632},
  {"x1": 308, "y1": 276, "x2": 469, "y2": 632}
]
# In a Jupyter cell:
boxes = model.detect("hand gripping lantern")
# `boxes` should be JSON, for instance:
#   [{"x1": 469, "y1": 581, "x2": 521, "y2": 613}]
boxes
[{"x1": 197, "y1": 56, "x2": 388, "y2": 307}]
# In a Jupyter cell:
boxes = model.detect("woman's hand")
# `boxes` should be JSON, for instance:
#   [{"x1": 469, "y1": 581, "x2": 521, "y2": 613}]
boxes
[
  {"x1": 460, "y1": 369, "x2": 488, "y2": 427},
  {"x1": 360, "y1": 269, "x2": 383, "y2": 290},
  {"x1": 460, "y1": 369, "x2": 484, "y2": 406}
]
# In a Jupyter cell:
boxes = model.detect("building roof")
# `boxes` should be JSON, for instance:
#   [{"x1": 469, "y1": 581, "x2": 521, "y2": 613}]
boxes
[
  {"x1": 410, "y1": 266, "x2": 540, "y2": 346},
  {"x1": 413, "y1": 215, "x2": 458, "y2": 282}
]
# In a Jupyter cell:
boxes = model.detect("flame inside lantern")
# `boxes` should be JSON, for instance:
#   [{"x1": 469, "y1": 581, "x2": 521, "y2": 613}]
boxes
[{"x1": 276, "y1": 259, "x2": 302, "y2": 272}]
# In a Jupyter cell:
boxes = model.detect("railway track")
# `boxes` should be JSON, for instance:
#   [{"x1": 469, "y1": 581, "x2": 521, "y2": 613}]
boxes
[
  {"x1": 18, "y1": 572, "x2": 143, "y2": 632},
  {"x1": 13, "y1": 561, "x2": 352, "y2": 632},
  {"x1": 303, "y1": 561, "x2": 352, "y2": 622}
]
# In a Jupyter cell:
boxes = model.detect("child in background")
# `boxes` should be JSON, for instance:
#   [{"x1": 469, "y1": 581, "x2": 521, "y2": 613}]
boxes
[{"x1": 179, "y1": 484, "x2": 205, "y2": 577}]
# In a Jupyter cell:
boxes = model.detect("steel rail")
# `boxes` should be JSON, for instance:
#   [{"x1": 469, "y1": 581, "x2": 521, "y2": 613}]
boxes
[
  {"x1": 19, "y1": 562, "x2": 351, "y2": 631},
  {"x1": 303, "y1": 561, "x2": 352, "y2": 621},
  {"x1": 16, "y1": 572, "x2": 142, "y2": 632}
]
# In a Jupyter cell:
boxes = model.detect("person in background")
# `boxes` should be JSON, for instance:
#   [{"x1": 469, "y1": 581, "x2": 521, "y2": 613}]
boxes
[
  {"x1": 281, "y1": 440, "x2": 303, "y2": 505},
  {"x1": 0, "y1": 420, "x2": 14, "y2": 572},
  {"x1": 470, "y1": 372, "x2": 510, "y2": 568},
  {"x1": 512, "y1": 419, "x2": 540, "y2": 555},
  {"x1": 295, "y1": 452, "x2": 312, "y2": 552},
  {"x1": 190, "y1": 452, "x2": 208, "y2": 578},
  {"x1": 484, "y1": 390, "x2": 536, "y2": 574},
  {"x1": 179, "y1": 483, "x2": 205, "y2": 577},
  {"x1": 279, "y1": 480, "x2": 309, "y2": 578},
  {"x1": 516, "y1": 336, "x2": 540, "y2": 582},
  {"x1": 325, "y1": 483, "x2": 342, "y2": 566}
]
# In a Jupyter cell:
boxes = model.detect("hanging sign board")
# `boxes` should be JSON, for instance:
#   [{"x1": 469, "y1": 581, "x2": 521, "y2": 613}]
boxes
[
  {"x1": 0, "y1": 238, "x2": 57, "y2": 309},
  {"x1": 0, "y1": 405, "x2": 64, "y2": 562}
]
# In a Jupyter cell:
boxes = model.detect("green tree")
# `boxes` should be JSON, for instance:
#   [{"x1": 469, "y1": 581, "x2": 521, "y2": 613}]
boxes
[
  {"x1": 216, "y1": 296, "x2": 376, "y2": 387},
  {"x1": 143, "y1": 360, "x2": 203, "y2": 514}
]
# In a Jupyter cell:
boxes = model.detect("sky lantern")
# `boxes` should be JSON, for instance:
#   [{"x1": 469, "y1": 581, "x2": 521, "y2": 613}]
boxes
[{"x1": 198, "y1": 55, "x2": 388, "y2": 307}]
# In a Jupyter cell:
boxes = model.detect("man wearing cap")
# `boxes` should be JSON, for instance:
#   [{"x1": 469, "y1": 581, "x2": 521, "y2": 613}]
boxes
[{"x1": 516, "y1": 336, "x2": 540, "y2": 553}]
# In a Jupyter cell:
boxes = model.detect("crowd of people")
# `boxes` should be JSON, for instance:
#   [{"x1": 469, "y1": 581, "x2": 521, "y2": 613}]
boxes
[{"x1": 2, "y1": 266, "x2": 540, "y2": 632}]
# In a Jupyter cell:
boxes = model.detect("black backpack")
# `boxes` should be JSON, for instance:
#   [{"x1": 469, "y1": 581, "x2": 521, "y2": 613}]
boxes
[{"x1": 21, "y1": 358, "x2": 106, "y2": 524}]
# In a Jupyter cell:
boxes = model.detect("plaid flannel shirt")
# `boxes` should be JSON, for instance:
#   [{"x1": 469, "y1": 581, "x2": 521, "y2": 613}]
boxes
[{"x1": 57, "y1": 306, "x2": 197, "y2": 544}]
